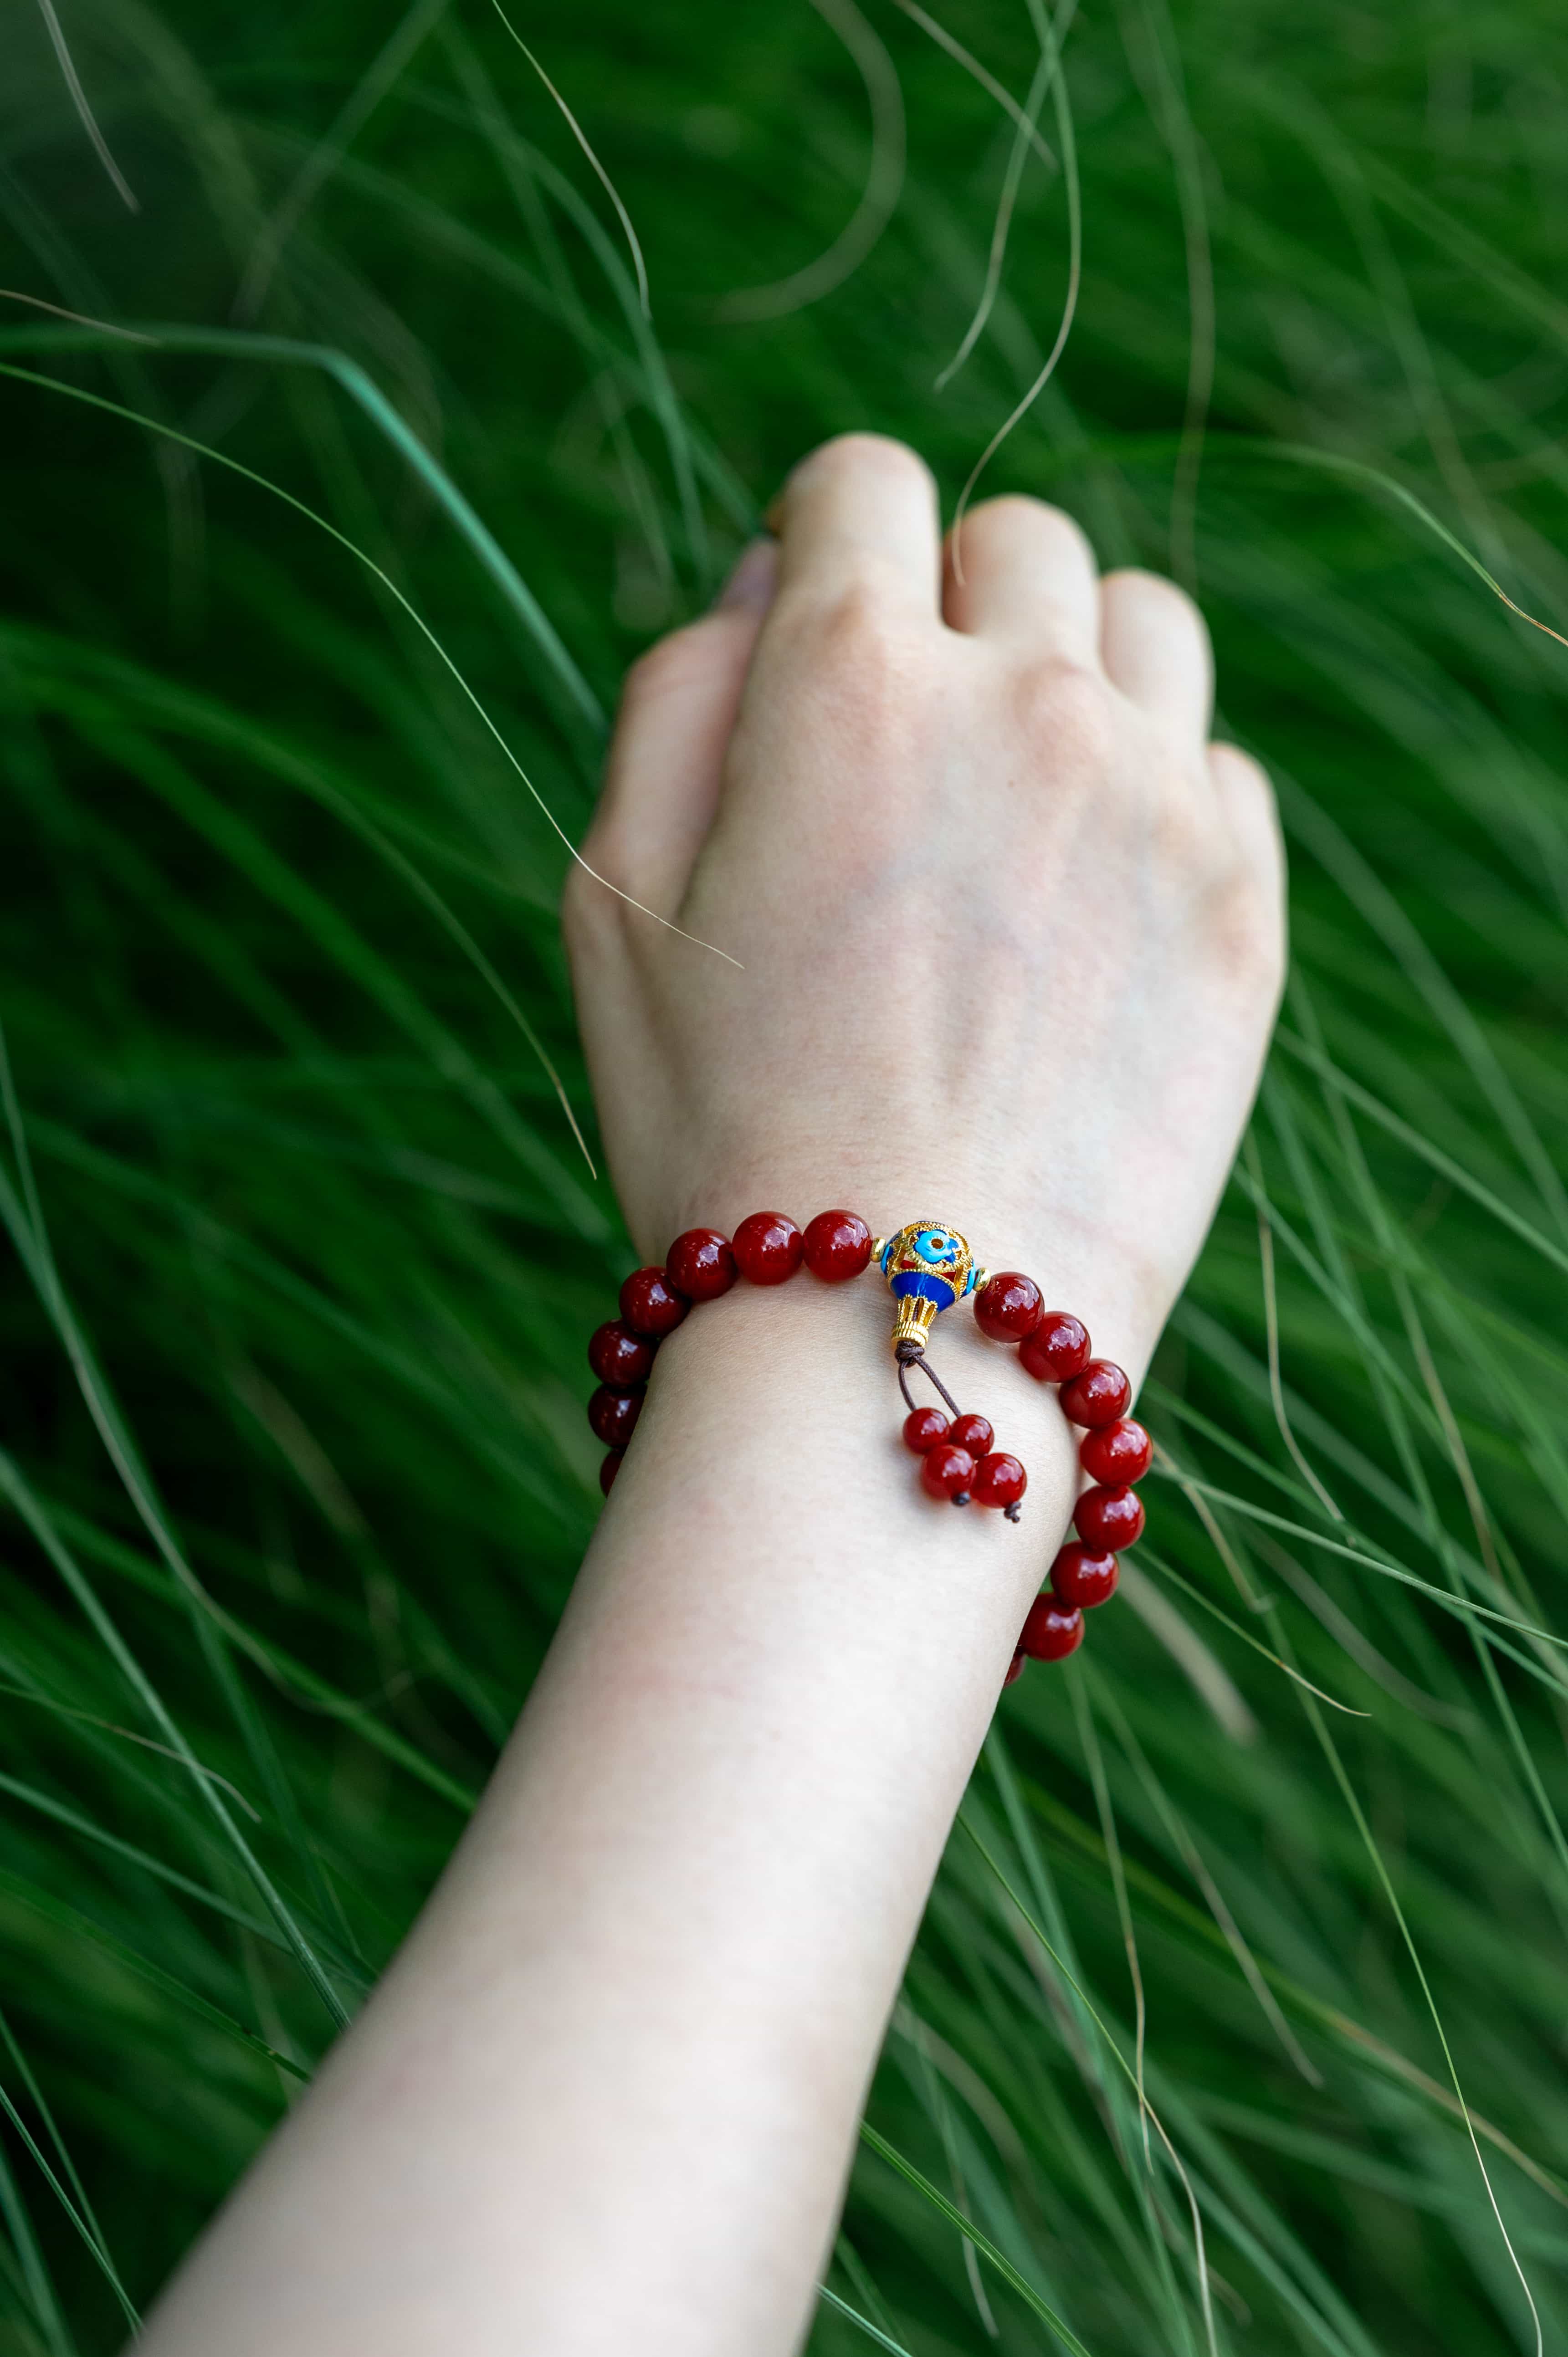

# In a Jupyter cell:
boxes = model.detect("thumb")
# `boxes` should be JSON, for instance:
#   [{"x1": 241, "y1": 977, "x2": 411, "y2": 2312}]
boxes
[{"x1": 584, "y1": 541, "x2": 778, "y2": 916}]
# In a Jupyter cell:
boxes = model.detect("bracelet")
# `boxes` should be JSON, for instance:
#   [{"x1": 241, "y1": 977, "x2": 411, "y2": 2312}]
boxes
[{"x1": 585, "y1": 1212, "x2": 1149, "y2": 1681}]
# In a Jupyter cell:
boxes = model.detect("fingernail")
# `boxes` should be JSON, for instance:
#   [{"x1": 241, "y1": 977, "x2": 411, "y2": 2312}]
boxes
[{"x1": 714, "y1": 536, "x2": 779, "y2": 614}]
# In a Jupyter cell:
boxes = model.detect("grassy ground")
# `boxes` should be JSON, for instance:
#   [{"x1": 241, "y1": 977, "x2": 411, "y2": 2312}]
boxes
[{"x1": 3, "y1": 0, "x2": 1568, "y2": 2348}]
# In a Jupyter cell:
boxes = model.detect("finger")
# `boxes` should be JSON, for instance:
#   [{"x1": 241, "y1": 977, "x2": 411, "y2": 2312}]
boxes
[
  {"x1": 942, "y1": 495, "x2": 1101, "y2": 662},
  {"x1": 769, "y1": 433, "x2": 943, "y2": 619},
  {"x1": 1099, "y1": 569, "x2": 1213, "y2": 744},
  {"x1": 1209, "y1": 741, "x2": 1285, "y2": 892},
  {"x1": 584, "y1": 543, "x2": 779, "y2": 910}
]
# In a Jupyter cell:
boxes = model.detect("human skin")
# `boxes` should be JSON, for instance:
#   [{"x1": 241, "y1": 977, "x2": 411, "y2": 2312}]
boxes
[{"x1": 135, "y1": 435, "x2": 1284, "y2": 2356}]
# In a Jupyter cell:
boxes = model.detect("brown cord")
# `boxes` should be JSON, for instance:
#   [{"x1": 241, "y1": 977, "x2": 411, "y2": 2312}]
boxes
[{"x1": 895, "y1": 1345, "x2": 962, "y2": 1420}]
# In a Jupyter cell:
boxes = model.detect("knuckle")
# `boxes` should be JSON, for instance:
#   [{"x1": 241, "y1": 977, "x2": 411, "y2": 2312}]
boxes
[
  {"x1": 1208, "y1": 860, "x2": 1286, "y2": 999},
  {"x1": 1014, "y1": 657, "x2": 1117, "y2": 773},
  {"x1": 1210, "y1": 741, "x2": 1273, "y2": 801},
  {"x1": 778, "y1": 570, "x2": 925, "y2": 694},
  {"x1": 813, "y1": 569, "x2": 911, "y2": 652},
  {"x1": 1144, "y1": 791, "x2": 1210, "y2": 888}
]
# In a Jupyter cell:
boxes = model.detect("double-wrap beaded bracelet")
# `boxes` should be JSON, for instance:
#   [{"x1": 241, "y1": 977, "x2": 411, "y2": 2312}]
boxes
[{"x1": 586, "y1": 1212, "x2": 1151, "y2": 1682}]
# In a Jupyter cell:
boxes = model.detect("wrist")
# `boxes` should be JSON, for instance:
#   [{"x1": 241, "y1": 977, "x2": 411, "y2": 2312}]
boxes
[
  {"x1": 603, "y1": 1272, "x2": 1073, "y2": 1642},
  {"x1": 635, "y1": 1160, "x2": 1168, "y2": 1381},
  {"x1": 585, "y1": 1195, "x2": 1159, "y2": 1689}
]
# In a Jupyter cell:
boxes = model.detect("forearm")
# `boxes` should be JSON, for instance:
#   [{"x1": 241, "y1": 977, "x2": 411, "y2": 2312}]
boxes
[
  {"x1": 138, "y1": 1227, "x2": 1144, "y2": 2357},
  {"x1": 136, "y1": 432, "x2": 1283, "y2": 2355}
]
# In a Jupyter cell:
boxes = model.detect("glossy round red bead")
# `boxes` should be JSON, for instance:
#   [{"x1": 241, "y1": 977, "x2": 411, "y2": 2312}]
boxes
[
  {"x1": 598, "y1": 1450, "x2": 623, "y2": 1495},
  {"x1": 1050, "y1": 1542, "x2": 1119, "y2": 1608},
  {"x1": 802, "y1": 1208, "x2": 873, "y2": 1282},
  {"x1": 1020, "y1": 1593, "x2": 1084, "y2": 1661},
  {"x1": 1019, "y1": 1313, "x2": 1092, "y2": 1384},
  {"x1": 902, "y1": 1407, "x2": 949, "y2": 1454},
  {"x1": 972, "y1": 1450, "x2": 1026, "y2": 1510},
  {"x1": 588, "y1": 1319, "x2": 656, "y2": 1389},
  {"x1": 1004, "y1": 1648, "x2": 1027, "y2": 1687},
  {"x1": 619, "y1": 1267, "x2": 688, "y2": 1339},
  {"x1": 1059, "y1": 1358, "x2": 1131, "y2": 1428},
  {"x1": 1073, "y1": 1484, "x2": 1145, "y2": 1551},
  {"x1": 588, "y1": 1385, "x2": 643, "y2": 1448},
  {"x1": 665, "y1": 1227, "x2": 737, "y2": 1302},
  {"x1": 732, "y1": 1210, "x2": 804, "y2": 1285},
  {"x1": 948, "y1": 1412, "x2": 994, "y2": 1458},
  {"x1": 1079, "y1": 1417, "x2": 1152, "y2": 1486},
  {"x1": 974, "y1": 1271, "x2": 1044, "y2": 1343},
  {"x1": 921, "y1": 1443, "x2": 975, "y2": 1501}
]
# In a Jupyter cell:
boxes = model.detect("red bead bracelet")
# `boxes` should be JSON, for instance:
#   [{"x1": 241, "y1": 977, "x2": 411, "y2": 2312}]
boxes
[{"x1": 586, "y1": 1212, "x2": 1150, "y2": 1679}]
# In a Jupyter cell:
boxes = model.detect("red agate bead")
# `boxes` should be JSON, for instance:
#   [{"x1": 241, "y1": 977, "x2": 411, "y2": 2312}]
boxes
[
  {"x1": 1004, "y1": 1648, "x2": 1027, "y2": 1686},
  {"x1": 733, "y1": 1211, "x2": 804, "y2": 1284},
  {"x1": 588, "y1": 1319, "x2": 656, "y2": 1388},
  {"x1": 1019, "y1": 1313, "x2": 1091, "y2": 1384},
  {"x1": 665, "y1": 1227, "x2": 736, "y2": 1301},
  {"x1": 1060, "y1": 1359, "x2": 1131, "y2": 1428},
  {"x1": 948, "y1": 1412, "x2": 994, "y2": 1458},
  {"x1": 599, "y1": 1450, "x2": 623, "y2": 1495},
  {"x1": 902, "y1": 1407, "x2": 949, "y2": 1454},
  {"x1": 1020, "y1": 1592, "x2": 1084, "y2": 1661},
  {"x1": 975, "y1": 1272, "x2": 1043, "y2": 1342},
  {"x1": 1073, "y1": 1484, "x2": 1144, "y2": 1551},
  {"x1": 589, "y1": 1385, "x2": 643, "y2": 1448},
  {"x1": 1050, "y1": 1543, "x2": 1118, "y2": 1608},
  {"x1": 971, "y1": 1451, "x2": 1026, "y2": 1510},
  {"x1": 921, "y1": 1443, "x2": 975, "y2": 1502},
  {"x1": 803, "y1": 1209, "x2": 873, "y2": 1281},
  {"x1": 1079, "y1": 1417, "x2": 1151, "y2": 1485},
  {"x1": 619, "y1": 1267, "x2": 688, "y2": 1339}
]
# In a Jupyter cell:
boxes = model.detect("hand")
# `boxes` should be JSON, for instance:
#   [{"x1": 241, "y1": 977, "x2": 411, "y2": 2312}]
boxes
[{"x1": 564, "y1": 434, "x2": 1284, "y2": 1366}]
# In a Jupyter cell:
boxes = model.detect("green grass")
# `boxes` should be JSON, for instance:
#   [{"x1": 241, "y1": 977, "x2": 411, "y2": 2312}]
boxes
[{"x1": 3, "y1": 0, "x2": 1568, "y2": 2348}]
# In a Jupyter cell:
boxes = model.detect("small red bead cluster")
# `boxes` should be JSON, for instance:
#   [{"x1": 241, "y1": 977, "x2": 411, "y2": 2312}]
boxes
[
  {"x1": 588, "y1": 1212, "x2": 875, "y2": 1493},
  {"x1": 970, "y1": 1270, "x2": 1149, "y2": 1682},
  {"x1": 898, "y1": 1411, "x2": 1026, "y2": 1516}
]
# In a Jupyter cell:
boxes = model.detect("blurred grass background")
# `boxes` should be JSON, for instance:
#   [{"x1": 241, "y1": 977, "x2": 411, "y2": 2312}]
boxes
[{"x1": 2, "y1": 0, "x2": 1568, "y2": 2348}]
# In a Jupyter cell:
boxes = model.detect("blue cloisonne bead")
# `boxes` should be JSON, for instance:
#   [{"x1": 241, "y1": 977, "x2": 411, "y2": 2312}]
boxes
[{"x1": 891, "y1": 1269, "x2": 958, "y2": 1310}]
